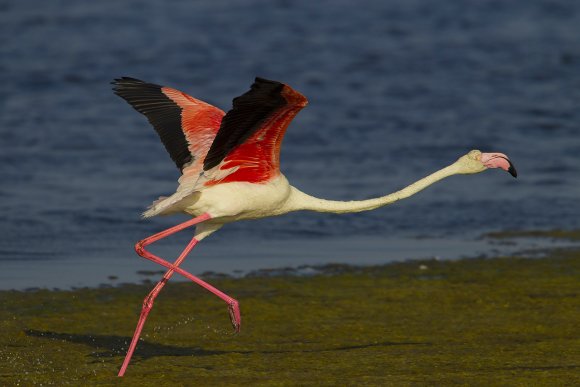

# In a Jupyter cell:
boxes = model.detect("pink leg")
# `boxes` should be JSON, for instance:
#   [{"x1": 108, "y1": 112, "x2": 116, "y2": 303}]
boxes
[{"x1": 118, "y1": 213, "x2": 240, "y2": 377}]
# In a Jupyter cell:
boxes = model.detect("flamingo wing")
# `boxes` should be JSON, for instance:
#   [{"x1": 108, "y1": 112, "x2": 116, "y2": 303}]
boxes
[
  {"x1": 113, "y1": 77, "x2": 307, "y2": 217},
  {"x1": 202, "y1": 77, "x2": 308, "y2": 186},
  {"x1": 112, "y1": 77, "x2": 225, "y2": 174}
]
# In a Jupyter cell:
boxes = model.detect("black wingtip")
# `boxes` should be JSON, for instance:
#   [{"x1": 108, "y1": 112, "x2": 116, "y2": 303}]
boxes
[
  {"x1": 111, "y1": 77, "x2": 162, "y2": 93},
  {"x1": 111, "y1": 76, "x2": 145, "y2": 83},
  {"x1": 254, "y1": 77, "x2": 284, "y2": 86},
  {"x1": 111, "y1": 76, "x2": 192, "y2": 171},
  {"x1": 112, "y1": 76, "x2": 140, "y2": 86}
]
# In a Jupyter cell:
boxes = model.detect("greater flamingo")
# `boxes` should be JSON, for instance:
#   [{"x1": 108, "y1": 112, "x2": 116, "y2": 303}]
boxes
[{"x1": 112, "y1": 77, "x2": 516, "y2": 376}]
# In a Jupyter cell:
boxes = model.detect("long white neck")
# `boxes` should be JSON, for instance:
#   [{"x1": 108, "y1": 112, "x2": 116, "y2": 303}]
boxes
[{"x1": 287, "y1": 163, "x2": 461, "y2": 214}]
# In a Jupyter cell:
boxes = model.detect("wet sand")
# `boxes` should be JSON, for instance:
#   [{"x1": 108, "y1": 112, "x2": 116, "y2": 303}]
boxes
[{"x1": 1, "y1": 238, "x2": 579, "y2": 385}]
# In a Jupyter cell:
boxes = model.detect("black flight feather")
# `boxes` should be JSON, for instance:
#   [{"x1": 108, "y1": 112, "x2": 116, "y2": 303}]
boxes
[{"x1": 111, "y1": 77, "x2": 192, "y2": 171}]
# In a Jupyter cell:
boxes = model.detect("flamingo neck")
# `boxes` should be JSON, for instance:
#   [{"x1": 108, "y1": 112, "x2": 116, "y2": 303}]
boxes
[{"x1": 287, "y1": 163, "x2": 461, "y2": 214}]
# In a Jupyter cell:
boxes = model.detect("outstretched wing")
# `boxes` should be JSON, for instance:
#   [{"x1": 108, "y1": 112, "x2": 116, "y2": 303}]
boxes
[
  {"x1": 113, "y1": 77, "x2": 307, "y2": 217},
  {"x1": 112, "y1": 77, "x2": 225, "y2": 174},
  {"x1": 202, "y1": 77, "x2": 308, "y2": 186}
]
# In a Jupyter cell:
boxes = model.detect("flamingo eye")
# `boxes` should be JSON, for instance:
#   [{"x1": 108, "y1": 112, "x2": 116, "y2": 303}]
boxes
[{"x1": 467, "y1": 150, "x2": 481, "y2": 160}]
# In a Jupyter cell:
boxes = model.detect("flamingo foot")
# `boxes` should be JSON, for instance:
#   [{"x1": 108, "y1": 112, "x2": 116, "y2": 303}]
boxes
[{"x1": 228, "y1": 299, "x2": 241, "y2": 333}]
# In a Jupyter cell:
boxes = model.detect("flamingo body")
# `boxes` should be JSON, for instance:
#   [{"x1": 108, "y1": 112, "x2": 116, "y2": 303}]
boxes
[
  {"x1": 112, "y1": 76, "x2": 517, "y2": 376},
  {"x1": 183, "y1": 174, "x2": 294, "y2": 222}
]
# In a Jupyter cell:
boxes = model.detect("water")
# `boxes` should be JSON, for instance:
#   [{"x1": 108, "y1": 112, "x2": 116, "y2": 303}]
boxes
[{"x1": 1, "y1": 0, "x2": 579, "y2": 290}]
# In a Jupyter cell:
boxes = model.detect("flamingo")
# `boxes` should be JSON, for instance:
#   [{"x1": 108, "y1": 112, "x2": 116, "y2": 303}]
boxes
[{"x1": 112, "y1": 76, "x2": 517, "y2": 376}]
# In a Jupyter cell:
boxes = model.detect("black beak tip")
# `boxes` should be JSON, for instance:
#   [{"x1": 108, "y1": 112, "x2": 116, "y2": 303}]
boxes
[{"x1": 508, "y1": 163, "x2": 517, "y2": 178}]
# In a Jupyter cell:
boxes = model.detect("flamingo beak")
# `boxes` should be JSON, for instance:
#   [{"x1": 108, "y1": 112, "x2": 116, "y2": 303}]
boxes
[
  {"x1": 507, "y1": 161, "x2": 517, "y2": 178},
  {"x1": 480, "y1": 153, "x2": 517, "y2": 178}
]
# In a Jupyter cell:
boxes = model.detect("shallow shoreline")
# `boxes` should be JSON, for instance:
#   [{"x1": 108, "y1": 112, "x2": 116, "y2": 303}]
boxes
[
  {"x1": 1, "y1": 241, "x2": 579, "y2": 385},
  {"x1": 8, "y1": 229, "x2": 580, "y2": 293}
]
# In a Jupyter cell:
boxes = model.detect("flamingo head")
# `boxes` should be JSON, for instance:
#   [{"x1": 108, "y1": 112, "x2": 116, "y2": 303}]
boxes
[{"x1": 456, "y1": 150, "x2": 517, "y2": 178}]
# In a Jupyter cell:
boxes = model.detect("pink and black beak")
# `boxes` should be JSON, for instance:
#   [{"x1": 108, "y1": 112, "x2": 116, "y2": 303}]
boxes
[{"x1": 481, "y1": 153, "x2": 517, "y2": 178}]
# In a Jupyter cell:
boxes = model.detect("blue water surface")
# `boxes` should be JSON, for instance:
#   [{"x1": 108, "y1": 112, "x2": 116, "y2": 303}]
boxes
[{"x1": 1, "y1": 0, "x2": 579, "y2": 289}]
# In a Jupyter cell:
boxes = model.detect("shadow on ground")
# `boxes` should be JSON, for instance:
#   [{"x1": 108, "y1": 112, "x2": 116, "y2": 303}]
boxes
[{"x1": 24, "y1": 328, "x2": 429, "y2": 360}]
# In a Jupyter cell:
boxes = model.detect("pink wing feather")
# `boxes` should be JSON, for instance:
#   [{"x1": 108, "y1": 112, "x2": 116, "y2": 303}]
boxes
[
  {"x1": 145, "y1": 86, "x2": 226, "y2": 217},
  {"x1": 161, "y1": 86, "x2": 225, "y2": 180}
]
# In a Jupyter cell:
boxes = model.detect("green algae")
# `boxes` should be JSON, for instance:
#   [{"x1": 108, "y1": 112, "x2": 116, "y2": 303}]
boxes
[{"x1": 1, "y1": 251, "x2": 579, "y2": 386}]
